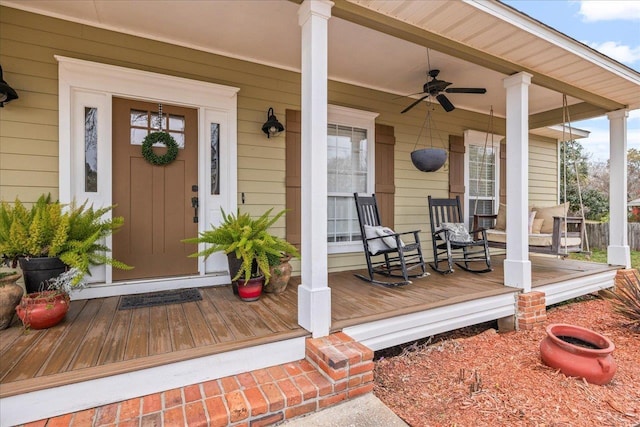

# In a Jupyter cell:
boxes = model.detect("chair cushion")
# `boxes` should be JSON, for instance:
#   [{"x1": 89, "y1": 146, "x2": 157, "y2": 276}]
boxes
[
  {"x1": 533, "y1": 202, "x2": 570, "y2": 234},
  {"x1": 441, "y1": 222, "x2": 472, "y2": 243},
  {"x1": 528, "y1": 211, "x2": 537, "y2": 234},
  {"x1": 495, "y1": 203, "x2": 506, "y2": 230},
  {"x1": 486, "y1": 229, "x2": 581, "y2": 247},
  {"x1": 375, "y1": 226, "x2": 405, "y2": 249},
  {"x1": 363, "y1": 225, "x2": 387, "y2": 255},
  {"x1": 532, "y1": 218, "x2": 544, "y2": 234}
]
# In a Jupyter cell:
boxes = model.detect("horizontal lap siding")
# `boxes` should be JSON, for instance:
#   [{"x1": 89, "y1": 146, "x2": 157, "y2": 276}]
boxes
[
  {"x1": 0, "y1": 6, "x2": 558, "y2": 274},
  {"x1": 528, "y1": 136, "x2": 559, "y2": 205}
]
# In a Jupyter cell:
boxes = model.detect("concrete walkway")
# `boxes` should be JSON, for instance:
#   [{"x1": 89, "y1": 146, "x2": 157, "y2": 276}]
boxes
[{"x1": 278, "y1": 394, "x2": 408, "y2": 426}]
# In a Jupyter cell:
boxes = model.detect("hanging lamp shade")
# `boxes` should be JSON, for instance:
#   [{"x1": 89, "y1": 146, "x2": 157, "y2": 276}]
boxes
[
  {"x1": 411, "y1": 148, "x2": 447, "y2": 172},
  {"x1": 0, "y1": 66, "x2": 19, "y2": 107}
]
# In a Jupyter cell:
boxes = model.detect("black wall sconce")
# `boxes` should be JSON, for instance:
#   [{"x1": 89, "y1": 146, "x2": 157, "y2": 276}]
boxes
[
  {"x1": 261, "y1": 107, "x2": 285, "y2": 138},
  {"x1": 0, "y1": 66, "x2": 19, "y2": 108}
]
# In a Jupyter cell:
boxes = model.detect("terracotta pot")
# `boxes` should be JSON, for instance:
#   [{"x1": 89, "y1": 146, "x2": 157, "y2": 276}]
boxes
[
  {"x1": 0, "y1": 272, "x2": 23, "y2": 329},
  {"x1": 540, "y1": 323, "x2": 616, "y2": 385},
  {"x1": 237, "y1": 276, "x2": 264, "y2": 302},
  {"x1": 264, "y1": 256, "x2": 292, "y2": 294},
  {"x1": 16, "y1": 291, "x2": 70, "y2": 329}
]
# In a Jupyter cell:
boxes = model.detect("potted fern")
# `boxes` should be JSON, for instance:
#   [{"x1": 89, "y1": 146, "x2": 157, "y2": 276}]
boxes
[
  {"x1": 183, "y1": 208, "x2": 299, "y2": 301},
  {"x1": 0, "y1": 194, "x2": 132, "y2": 293}
]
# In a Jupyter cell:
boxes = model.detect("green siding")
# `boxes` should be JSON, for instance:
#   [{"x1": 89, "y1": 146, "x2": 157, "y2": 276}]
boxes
[{"x1": 0, "y1": 5, "x2": 560, "y2": 273}]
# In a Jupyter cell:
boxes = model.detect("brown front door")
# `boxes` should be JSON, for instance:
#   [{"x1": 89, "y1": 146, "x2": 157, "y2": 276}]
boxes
[{"x1": 112, "y1": 97, "x2": 198, "y2": 280}]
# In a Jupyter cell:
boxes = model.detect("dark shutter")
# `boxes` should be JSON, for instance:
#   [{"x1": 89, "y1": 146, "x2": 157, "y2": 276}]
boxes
[
  {"x1": 285, "y1": 114, "x2": 395, "y2": 245},
  {"x1": 285, "y1": 110, "x2": 301, "y2": 250},
  {"x1": 449, "y1": 135, "x2": 465, "y2": 212},
  {"x1": 375, "y1": 124, "x2": 396, "y2": 228}
]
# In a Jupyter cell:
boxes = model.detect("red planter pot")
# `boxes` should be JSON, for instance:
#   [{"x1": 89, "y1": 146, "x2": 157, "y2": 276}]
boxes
[
  {"x1": 16, "y1": 291, "x2": 70, "y2": 329},
  {"x1": 237, "y1": 276, "x2": 264, "y2": 301},
  {"x1": 540, "y1": 323, "x2": 616, "y2": 385}
]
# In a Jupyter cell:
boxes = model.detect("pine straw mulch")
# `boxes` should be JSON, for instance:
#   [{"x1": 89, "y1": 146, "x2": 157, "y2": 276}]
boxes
[{"x1": 374, "y1": 296, "x2": 640, "y2": 427}]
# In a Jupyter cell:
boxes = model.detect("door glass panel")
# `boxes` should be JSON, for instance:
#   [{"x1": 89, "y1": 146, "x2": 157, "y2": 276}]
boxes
[
  {"x1": 169, "y1": 114, "x2": 185, "y2": 131},
  {"x1": 130, "y1": 128, "x2": 147, "y2": 145},
  {"x1": 151, "y1": 112, "x2": 167, "y2": 131},
  {"x1": 84, "y1": 107, "x2": 98, "y2": 192},
  {"x1": 130, "y1": 109, "x2": 185, "y2": 148},
  {"x1": 130, "y1": 110, "x2": 148, "y2": 127},
  {"x1": 211, "y1": 123, "x2": 220, "y2": 195},
  {"x1": 169, "y1": 132, "x2": 185, "y2": 147}
]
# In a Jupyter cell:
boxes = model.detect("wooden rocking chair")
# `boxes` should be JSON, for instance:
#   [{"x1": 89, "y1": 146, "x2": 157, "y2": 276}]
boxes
[
  {"x1": 354, "y1": 193, "x2": 428, "y2": 287},
  {"x1": 428, "y1": 195, "x2": 492, "y2": 274}
]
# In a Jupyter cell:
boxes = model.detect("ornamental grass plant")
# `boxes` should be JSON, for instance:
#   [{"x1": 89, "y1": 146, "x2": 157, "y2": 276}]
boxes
[{"x1": 602, "y1": 269, "x2": 640, "y2": 332}]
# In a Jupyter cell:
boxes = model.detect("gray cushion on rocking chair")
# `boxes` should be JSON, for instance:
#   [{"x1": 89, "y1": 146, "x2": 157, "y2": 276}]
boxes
[
  {"x1": 440, "y1": 222, "x2": 473, "y2": 243},
  {"x1": 364, "y1": 225, "x2": 405, "y2": 255}
]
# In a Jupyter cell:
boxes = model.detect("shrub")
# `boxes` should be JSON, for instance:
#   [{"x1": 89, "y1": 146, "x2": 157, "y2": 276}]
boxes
[{"x1": 602, "y1": 270, "x2": 640, "y2": 332}]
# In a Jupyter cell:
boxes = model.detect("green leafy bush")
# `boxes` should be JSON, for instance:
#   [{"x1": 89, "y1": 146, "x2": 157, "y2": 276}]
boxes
[
  {"x1": 183, "y1": 208, "x2": 299, "y2": 284},
  {"x1": 0, "y1": 195, "x2": 132, "y2": 285}
]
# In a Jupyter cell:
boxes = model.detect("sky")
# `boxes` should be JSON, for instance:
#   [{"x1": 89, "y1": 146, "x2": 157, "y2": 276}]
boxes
[{"x1": 503, "y1": 0, "x2": 640, "y2": 163}]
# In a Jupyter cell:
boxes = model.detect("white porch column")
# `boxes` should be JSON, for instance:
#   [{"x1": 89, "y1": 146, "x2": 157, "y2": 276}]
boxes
[
  {"x1": 607, "y1": 109, "x2": 631, "y2": 268},
  {"x1": 297, "y1": 0, "x2": 333, "y2": 338},
  {"x1": 503, "y1": 72, "x2": 532, "y2": 291}
]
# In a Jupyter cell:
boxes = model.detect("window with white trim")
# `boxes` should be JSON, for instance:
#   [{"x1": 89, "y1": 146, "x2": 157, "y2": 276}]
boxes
[
  {"x1": 464, "y1": 130, "x2": 502, "y2": 228},
  {"x1": 327, "y1": 106, "x2": 378, "y2": 254}
]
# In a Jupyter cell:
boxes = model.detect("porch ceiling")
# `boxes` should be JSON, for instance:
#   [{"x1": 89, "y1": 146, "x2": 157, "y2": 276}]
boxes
[{"x1": 3, "y1": 0, "x2": 638, "y2": 122}]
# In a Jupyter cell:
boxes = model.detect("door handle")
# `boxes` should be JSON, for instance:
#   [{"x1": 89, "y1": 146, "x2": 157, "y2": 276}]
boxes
[{"x1": 191, "y1": 196, "x2": 199, "y2": 223}]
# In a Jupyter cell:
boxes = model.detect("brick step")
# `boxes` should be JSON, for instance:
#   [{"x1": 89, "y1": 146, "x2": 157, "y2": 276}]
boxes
[{"x1": 21, "y1": 333, "x2": 375, "y2": 427}]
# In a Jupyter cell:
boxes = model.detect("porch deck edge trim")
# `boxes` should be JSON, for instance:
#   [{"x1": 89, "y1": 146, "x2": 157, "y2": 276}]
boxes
[
  {"x1": 343, "y1": 292, "x2": 518, "y2": 351},
  {"x1": 537, "y1": 270, "x2": 616, "y2": 306},
  {"x1": 331, "y1": 285, "x2": 514, "y2": 331},
  {"x1": 0, "y1": 337, "x2": 307, "y2": 427},
  {"x1": 0, "y1": 329, "x2": 309, "y2": 398}
]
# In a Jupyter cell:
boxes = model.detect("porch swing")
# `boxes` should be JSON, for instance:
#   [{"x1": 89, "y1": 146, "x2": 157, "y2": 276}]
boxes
[{"x1": 472, "y1": 96, "x2": 589, "y2": 257}]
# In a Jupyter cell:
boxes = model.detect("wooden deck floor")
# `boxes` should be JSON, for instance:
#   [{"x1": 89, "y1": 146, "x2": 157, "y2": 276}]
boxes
[{"x1": 0, "y1": 255, "x2": 617, "y2": 398}]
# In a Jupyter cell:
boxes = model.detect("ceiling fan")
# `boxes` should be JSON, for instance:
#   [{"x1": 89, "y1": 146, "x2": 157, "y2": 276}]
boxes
[{"x1": 401, "y1": 69, "x2": 487, "y2": 114}]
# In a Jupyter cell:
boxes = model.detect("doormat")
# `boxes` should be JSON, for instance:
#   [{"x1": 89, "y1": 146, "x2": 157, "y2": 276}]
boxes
[{"x1": 118, "y1": 288, "x2": 202, "y2": 310}]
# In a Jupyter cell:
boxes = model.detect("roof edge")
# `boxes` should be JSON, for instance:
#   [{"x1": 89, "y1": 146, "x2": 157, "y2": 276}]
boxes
[{"x1": 465, "y1": 0, "x2": 640, "y2": 84}]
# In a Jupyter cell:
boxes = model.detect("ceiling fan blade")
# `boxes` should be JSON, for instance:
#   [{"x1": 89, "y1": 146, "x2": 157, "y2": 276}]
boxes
[
  {"x1": 401, "y1": 95, "x2": 429, "y2": 114},
  {"x1": 445, "y1": 87, "x2": 487, "y2": 94},
  {"x1": 436, "y1": 94, "x2": 455, "y2": 112},
  {"x1": 393, "y1": 91, "x2": 427, "y2": 100}
]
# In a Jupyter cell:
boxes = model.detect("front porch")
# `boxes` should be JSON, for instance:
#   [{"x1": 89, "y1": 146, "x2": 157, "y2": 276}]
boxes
[{"x1": 0, "y1": 255, "x2": 618, "y2": 425}]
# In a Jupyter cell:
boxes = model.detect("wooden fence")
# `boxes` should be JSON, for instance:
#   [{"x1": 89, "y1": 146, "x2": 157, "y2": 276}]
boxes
[{"x1": 584, "y1": 223, "x2": 640, "y2": 251}]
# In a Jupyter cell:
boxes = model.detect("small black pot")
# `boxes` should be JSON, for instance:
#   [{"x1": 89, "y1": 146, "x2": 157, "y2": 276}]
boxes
[
  {"x1": 227, "y1": 253, "x2": 242, "y2": 295},
  {"x1": 18, "y1": 257, "x2": 67, "y2": 294},
  {"x1": 411, "y1": 148, "x2": 447, "y2": 172}
]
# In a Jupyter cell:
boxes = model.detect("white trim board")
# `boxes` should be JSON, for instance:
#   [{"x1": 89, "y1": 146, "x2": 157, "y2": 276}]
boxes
[
  {"x1": 343, "y1": 293, "x2": 518, "y2": 351},
  {"x1": 0, "y1": 337, "x2": 306, "y2": 426},
  {"x1": 537, "y1": 270, "x2": 616, "y2": 306},
  {"x1": 56, "y1": 56, "x2": 239, "y2": 295}
]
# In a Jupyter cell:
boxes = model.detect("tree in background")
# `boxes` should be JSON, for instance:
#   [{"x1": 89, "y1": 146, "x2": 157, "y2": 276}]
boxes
[
  {"x1": 560, "y1": 140, "x2": 609, "y2": 221},
  {"x1": 628, "y1": 148, "x2": 640, "y2": 201}
]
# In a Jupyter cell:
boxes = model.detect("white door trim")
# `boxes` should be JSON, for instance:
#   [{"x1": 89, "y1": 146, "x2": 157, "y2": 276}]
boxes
[{"x1": 56, "y1": 56, "x2": 239, "y2": 298}]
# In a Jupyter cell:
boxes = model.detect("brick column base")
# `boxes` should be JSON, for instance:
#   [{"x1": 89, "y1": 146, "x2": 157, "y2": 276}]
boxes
[
  {"x1": 517, "y1": 291, "x2": 546, "y2": 331},
  {"x1": 305, "y1": 332, "x2": 375, "y2": 402}
]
